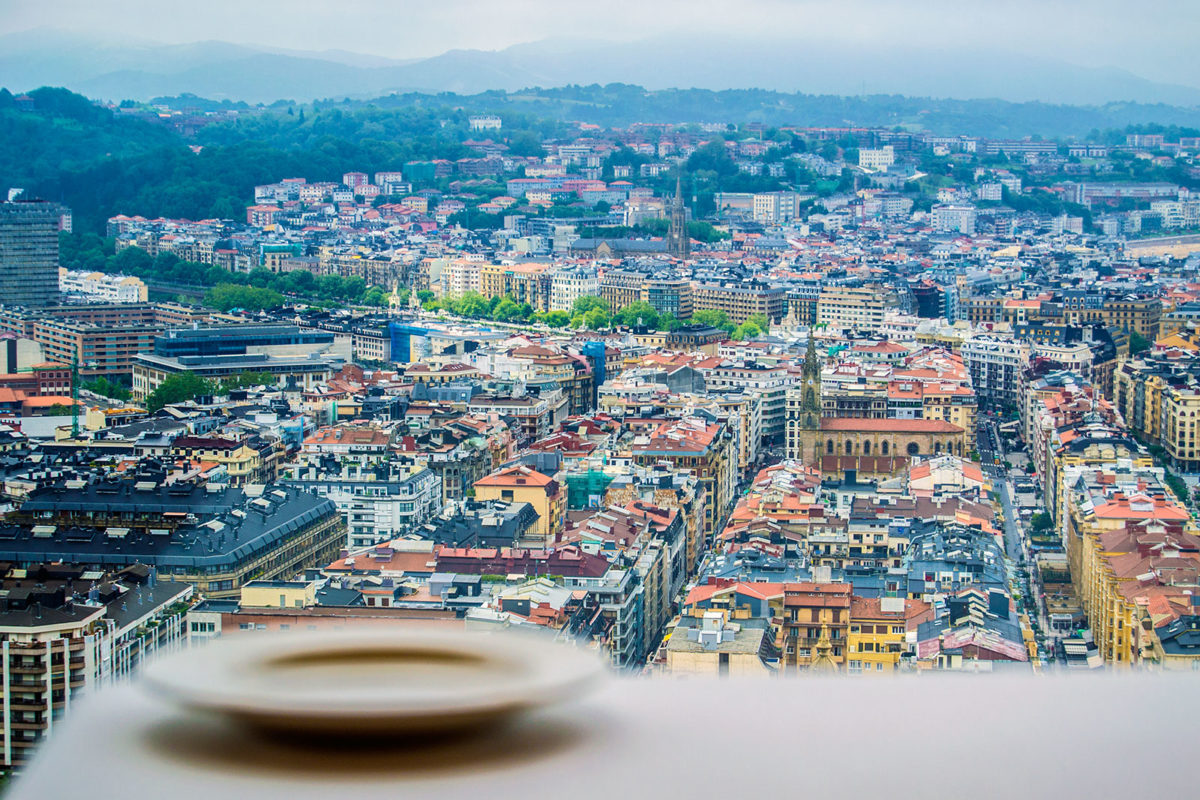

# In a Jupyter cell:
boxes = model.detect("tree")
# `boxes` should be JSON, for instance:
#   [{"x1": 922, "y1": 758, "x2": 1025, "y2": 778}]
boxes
[
  {"x1": 144, "y1": 372, "x2": 214, "y2": 412},
  {"x1": 692, "y1": 309, "x2": 735, "y2": 333},
  {"x1": 572, "y1": 295, "x2": 610, "y2": 317},
  {"x1": 507, "y1": 131, "x2": 544, "y2": 157},
  {"x1": 746, "y1": 312, "x2": 770, "y2": 331},
  {"x1": 658, "y1": 313, "x2": 681, "y2": 332},
  {"x1": 1129, "y1": 329, "x2": 1152, "y2": 355},
  {"x1": 732, "y1": 320, "x2": 762, "y2": 341},
  {"x1": 218, "y1": 371, "x2": 276, "y2": 393},
  {"x1": 110, "y1": 246, "x2": 152, "y2": 274},
  {"x1": 1029, "y1": 512, "x2": 1053, "y2": 533},
  {"x1": 456, "y1": 291, "x2": 490, "y2": 318},
  {"x1": 361, "y1": 286, "x2": 389, "y2": 307},
  {"x1": 1164, "y1": 472, "x2": 1190, "y2": 505},
  {"x1": 417, "y1": 289, "x2": 435, "y2": 304},
  {"x1": 83, "y1": 376, "x2": 131, "y2": 402},
  {"x1": 581, "y1": 308, "x2": 609, "y2": 330},
  {"x1": 204, "y1": 283, "x2": 284, "y2": 312},
  {"x1": 543, "y1": 310, "x2": 570, "y2": 328},
  {"x1": 492, "y1": 297, "x2": 522, "y2": 322},
  {"x1": 613, "y1": 301, "x2": 660, "y2": 330}
]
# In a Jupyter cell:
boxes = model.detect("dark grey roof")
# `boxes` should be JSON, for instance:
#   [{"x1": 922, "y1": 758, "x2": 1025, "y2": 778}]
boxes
[{"x1": 0, "y1": 481, "x2": 338, "y2": 571}]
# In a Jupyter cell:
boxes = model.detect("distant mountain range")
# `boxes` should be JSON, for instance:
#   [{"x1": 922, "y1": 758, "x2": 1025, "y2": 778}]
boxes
[{"x1": 3, "y1": 28, "x2": 1200, "y2": 107}]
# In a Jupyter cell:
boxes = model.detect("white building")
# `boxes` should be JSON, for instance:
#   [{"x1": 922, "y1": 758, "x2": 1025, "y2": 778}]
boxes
[
  {"x1": 859, "y1": 146, "x2": 895, "y2": 172},
  {"x1": 283, "y1": 465, "x2": 441, "y2": 550},
  {"x1": 469, "y1": 115, "x2": 503, "y2": 132},
  {"x1": 752, "y1": 192, "x2": 803, "y2": 225},
  {"x1": 549, "y1": 266, "x2": 600, "y2": 312},
  {"x1": 931, "y1": 204, "x2": 978, "y2": 235},
  {"x1": 961, "y1": 336, "x2": 1030, "y2": 411},
  {"x1": 58, "y1": 269, "x2": 147, "y2": 303},
  {"x1": 977, "y1": 183, "x2": 1003, "y2": 202}
]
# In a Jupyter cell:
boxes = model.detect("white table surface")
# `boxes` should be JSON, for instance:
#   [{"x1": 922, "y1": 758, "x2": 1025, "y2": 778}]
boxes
[{"x1": 11, "y1": 673, "x2": 1196, "y2": 799}]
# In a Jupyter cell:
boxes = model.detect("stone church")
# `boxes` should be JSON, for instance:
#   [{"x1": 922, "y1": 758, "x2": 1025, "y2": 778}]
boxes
[{"x1": 786, "y1": 337, "x2": 968, "y2": 480}]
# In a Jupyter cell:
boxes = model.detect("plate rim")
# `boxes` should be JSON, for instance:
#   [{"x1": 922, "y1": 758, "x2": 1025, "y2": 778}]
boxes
[{"x1": 142, "y1": 629, "x2": 604, "y2": 721}]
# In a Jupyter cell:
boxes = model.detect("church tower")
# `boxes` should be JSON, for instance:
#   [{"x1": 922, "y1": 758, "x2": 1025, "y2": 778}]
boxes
[
  {"x1": 797, "y1": 333, "x2": 822, "y2": 462},
  {"x1": 666, "y1": 171, "x2": 690, "y2": 260}
]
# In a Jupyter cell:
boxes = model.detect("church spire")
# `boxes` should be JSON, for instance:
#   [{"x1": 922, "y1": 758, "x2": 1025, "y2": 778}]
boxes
[
  {"x1": 803, "y1": 333, "x2": 819, "y2": 381},
  {"x1": 809, "y1": 623, "x2": 839, "y2": 673},
  {"x1": 667, "y1": 170, "x2": 690, "y2": 260}
]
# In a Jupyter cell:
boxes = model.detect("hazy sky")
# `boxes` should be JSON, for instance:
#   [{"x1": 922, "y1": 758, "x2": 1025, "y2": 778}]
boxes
[{"x1": 2, "y1": 0, "x2": 1197, "y2": 83}]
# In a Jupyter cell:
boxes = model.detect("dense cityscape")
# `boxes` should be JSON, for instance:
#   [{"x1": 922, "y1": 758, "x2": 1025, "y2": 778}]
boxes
[{"x1": 3, "y1": 17, "x2": 1200, "y2": 782}]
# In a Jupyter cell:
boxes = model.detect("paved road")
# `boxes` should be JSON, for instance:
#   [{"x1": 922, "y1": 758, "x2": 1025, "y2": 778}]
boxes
[{"x1": 979, "y1": 415, "x2": 1051, "y2": 661}]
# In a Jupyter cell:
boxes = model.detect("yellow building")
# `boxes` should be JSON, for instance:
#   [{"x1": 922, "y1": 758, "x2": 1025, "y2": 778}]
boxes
[
  {"x1": 1067, "y1": 495, "x2": 1192, "y2": 665},
  {"x1": 240, "y1": 580, "x2": 317, "y2": 609},
  {"x1": 922, "y1": 383, "x2": 977, "y2": 434},
  {"x1": 169, "y1": 436, "x2": 265, "y2": 486},
  {"x1": 479, "y1": 262, "x2": 551, "y2": 311},
  {"x1": 1048, "y1": 440, "x2": 1154, "y2": 530},
  {"x1": 1160, "y1": 381, "x2": 1200, "y2": 472},
  {"x1": 847, "y1": 597, "x2": 928, "y2": 675},
  {"x1": 473, "y1": 464, "x2": 565, "y2": 546}
]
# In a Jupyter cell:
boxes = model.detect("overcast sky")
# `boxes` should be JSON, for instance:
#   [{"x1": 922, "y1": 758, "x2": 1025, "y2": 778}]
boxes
[{"x1": 2, "y1": 0, "x2": 1197, "y2": 84}]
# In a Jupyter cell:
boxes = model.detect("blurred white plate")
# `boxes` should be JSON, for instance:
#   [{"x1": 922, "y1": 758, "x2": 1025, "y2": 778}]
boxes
[{"x1": 143, "y1": 630, "x2": 604, "y2": 738}]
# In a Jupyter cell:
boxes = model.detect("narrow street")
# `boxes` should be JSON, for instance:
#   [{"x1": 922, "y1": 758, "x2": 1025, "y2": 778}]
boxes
[{"x1": 977, "y1": 414, "x2": 1050, "y2": 662}]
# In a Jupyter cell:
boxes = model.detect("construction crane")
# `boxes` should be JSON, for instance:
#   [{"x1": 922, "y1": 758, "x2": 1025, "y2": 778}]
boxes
[{"x1": 71, "y1": 358, "x2": 80, "y2": 439}]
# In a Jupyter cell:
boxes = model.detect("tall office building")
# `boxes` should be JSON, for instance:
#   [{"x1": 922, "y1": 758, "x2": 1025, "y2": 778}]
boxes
[{"x1": 0, "y1": 201, "x2": 60, "y2": 307}]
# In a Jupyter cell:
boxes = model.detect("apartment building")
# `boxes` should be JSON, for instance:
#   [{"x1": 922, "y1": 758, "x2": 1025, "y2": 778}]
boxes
[
  {"x1": 781, "y1": 582, "x2": 852, "y2": 670},
  {"x1": 549, "y1": 265, "x2": 599, "y2": 312},
  {"x1": 0, "y1": 480, "x2": 345, "y2": 599},
  {"x1": 858, "y1": 146, "x2": 895, "y2": 171},
  {"x1": 473, "y1": 465, "x2": 566, "y2": 547},
  {"x1": 931, "y1": 204, "x2": 978, "y2": 235},
  {"x1": 692, "y1": 282, "x2": 785, "y2": 325},
  {"x1": 0, "y1": 303, "x2": 214, "y2": 379},
  {"x1": 58, "y1": 270, "x2": 147, "y2": 303},
  {"x1": 961, "y1": 337, "x2": 1031, "y2": 411},
  {"x1": 816, "y1": 286, "x2": 899, "y2": 332},
  {"x1": 643, "y1": 277, "x2": 694, "y2": 321},
  {"x1": 0, "y1": 564, "x2": 191, "y2": 770},
  {"x1": 599, "y1": 269, "x2": 646, "y2": 312},
  {"x1": 480, "y1": 262, "x2": 551, "y2": 311},
  {"x1": 631, "y1": 417, "x2": 736, "y2": 544},
  {"x1": 283, "y1": 464, "x2": 441, "y2": 550},
  {"x1": 699, "y1": 361, "x2": 791, "y2": 444},
  {"x1": 0, "y1": 201, "x2": 61, "y2": 308}
]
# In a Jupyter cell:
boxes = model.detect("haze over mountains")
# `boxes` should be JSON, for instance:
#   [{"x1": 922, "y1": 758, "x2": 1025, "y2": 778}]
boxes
[{"x1": 3, "y1": 28, "x2": 1200, "y2": 107}]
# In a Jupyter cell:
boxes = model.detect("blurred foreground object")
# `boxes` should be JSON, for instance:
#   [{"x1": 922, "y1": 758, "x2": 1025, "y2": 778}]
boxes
[
  {"x1": 10, "y1": 672, "x2": 1199, "y2": 798},
  {"x1": 142, "y1": 629, "x2": 603, "y2": 738}
]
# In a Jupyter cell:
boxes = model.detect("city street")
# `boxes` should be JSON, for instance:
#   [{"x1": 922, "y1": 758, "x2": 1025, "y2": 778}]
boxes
[{"x1": 977, "y1": 414, "x2": 1050, "y2": 661}]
